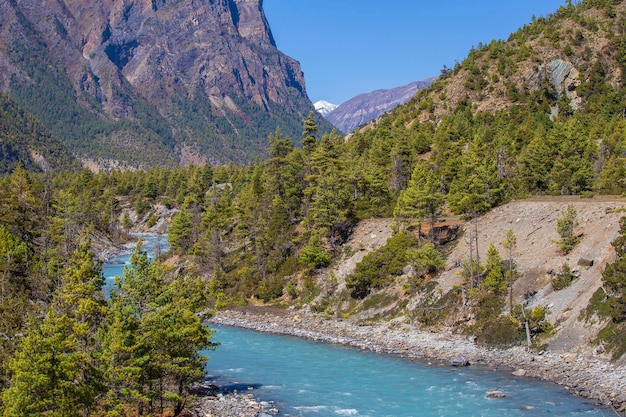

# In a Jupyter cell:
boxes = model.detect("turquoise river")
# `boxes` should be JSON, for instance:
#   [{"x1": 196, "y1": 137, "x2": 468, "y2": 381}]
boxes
[{"x1": 102, "y1": 237, "x2": 611, "y2": 417}]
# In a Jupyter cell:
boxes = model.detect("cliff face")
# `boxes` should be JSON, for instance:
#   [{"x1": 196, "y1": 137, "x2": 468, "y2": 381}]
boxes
[{"x1": 0, "y1": 0, "x2": 323, "y2": 168}]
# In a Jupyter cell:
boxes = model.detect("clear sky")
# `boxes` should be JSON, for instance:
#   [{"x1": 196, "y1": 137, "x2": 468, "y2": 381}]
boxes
[{"x1": 263, "y1": 1, "x2": 568, "y2": 105}]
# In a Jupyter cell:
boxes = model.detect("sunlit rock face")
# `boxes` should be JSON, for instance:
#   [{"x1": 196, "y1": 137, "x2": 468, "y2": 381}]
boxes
[{"x1": 0, "y1": 0, "x2": 317, "y2": 166}]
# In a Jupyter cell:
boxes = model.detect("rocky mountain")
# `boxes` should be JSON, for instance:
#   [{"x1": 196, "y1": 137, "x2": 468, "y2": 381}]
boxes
[
  {"x1": 324, "y1": 78, "x2": 436, "y2": 133},
  {"x1": 0, "y1": 0, "x2": 331, "y2": 169},
  {"x1": 313, "y1": 100, "x2": 338, "y2": 117}
]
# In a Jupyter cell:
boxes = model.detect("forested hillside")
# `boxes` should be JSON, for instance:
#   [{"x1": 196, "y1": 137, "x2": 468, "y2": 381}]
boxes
[
  {"x1": 2, "y1": 0, "x2": 626, "y2": 415},
  {"x1": 348, "y1": 0, "x2": 626, "y2": 216},
  {"x1": 0, "y1": 94, "x2": 79, "y2": 173}
]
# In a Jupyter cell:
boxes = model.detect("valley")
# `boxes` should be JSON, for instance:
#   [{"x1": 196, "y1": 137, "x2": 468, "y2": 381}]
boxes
[{"x1": 2, "y1": 0, "x2": 626, "y2": 416}]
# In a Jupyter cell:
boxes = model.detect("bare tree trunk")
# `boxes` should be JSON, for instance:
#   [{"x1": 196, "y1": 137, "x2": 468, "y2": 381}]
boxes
[
  {"x1": 467, "y1": 231, "x2": 475, "y2": 289},
  {"x1": 474, "y1": 222, "x2": 480, "y2": 270},
  {"x1": 521, "y1": 307, "x2": 532, "y2": 347}
]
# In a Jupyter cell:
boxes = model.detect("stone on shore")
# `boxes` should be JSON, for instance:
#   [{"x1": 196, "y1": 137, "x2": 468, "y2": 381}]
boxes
[{"x1": 451, "y1": 356, "x2": 470, "y2": 367}]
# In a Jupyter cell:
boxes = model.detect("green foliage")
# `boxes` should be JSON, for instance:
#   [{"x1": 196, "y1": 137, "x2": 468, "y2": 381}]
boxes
[
  {"x1": 482, "y1": 244, "x2": 507, "y2": 294},
  {"x1": 104, "y1": 243, "x2": 215, "y2": 415},
  {"x1": 468, "y1": 290, "x2": 515, "y2": 345},
  {"x1": 394, "y1": 161, "x2": 444, "y2": 240},
  {"x1": 255, "y1": 276, "x2": 284, "y2": 302},
  {"x1": 586, "y1": 217, "x2": 626, "y2": 358},
  {"x1": 145, "y1": 213, "x2": 158, "y2": 228},
  {"x1": 0, "y1": 94, "x2": 78, "y2": 174},
  {"x1": 121, "y1": 210, "x2": 131, "y2": 231},
  {"x1": 470, "y1": 293, "x2": 553, "y2": 347},
  {"x1": 595, "y1": 321, "x2": 626, "y2": 359},
  {"x1": 408, "y1": 243, "x2": 445, "y2": 278},
  {"x1": 346, "y1": 230, "x2": 418, "y2": 298},
  {"x1": 551, "y1": 263, "x2": 577, "y2": 290},
  {"x1": 305, "y1": 130, "x2": 354, "y2": 247},
  {"x1": 2, "y1": 243, "x2": 106, "y2": 417},
  {"x1": 556, "y1": 204, "x2": 580, "y2": 252},
  {"x1": 299, "y1": 233, "x2": 331, "y2": 270},
  {"x1": 168, "y1": 209, "x2": 194, "y2": 253},
  {"x1": 525, "y1": 305, "x2": 555, "y2": 339},
  {"x1": 475, "y1": 315, "x2": 524, "y2": 347}
]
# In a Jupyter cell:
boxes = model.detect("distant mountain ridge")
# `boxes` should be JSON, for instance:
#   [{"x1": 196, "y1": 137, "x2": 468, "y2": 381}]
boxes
[
  {"x1": 313, "y1": 100, "x2": 338, "y2": 117},
  {"x1": 0, "y1": 0, "x2": 332, "y2": 169},
  {"x1": 324, "y1": 78, "x2": 436, "y2": 133}
]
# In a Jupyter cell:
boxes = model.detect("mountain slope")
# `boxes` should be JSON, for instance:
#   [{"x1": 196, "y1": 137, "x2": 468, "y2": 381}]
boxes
[
  {"x1": 0, "y1": 0, "x2": 331, "y2": 169},
  {"x1": 0, "y1": 94, "x2": 79, "y2": 173},
  {"x1": 362, "y1": 2, "x2": 626, "y2": 131},
  {"x1": 325, "y1": 78, "x2": 435, "y2": 133}
]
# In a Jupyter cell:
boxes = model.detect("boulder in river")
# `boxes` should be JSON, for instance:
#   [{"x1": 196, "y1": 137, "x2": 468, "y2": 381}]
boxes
[
  {"x1": 486, "y1": 390, "x2": 506, "y2": 398},
  {"x1": 451, "y1": 356, "x2": 470, "y2": 367}
]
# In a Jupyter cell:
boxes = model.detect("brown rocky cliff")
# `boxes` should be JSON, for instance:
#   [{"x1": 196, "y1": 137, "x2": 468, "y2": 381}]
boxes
[{"x1": 0, "y1": 0, "x2": 317, "y2": 166}]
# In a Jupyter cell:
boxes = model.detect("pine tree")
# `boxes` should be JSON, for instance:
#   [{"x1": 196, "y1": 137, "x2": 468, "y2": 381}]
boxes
[
  {"x1": 305, "y1": 131, "x2": 353, "y2": 249},
  {"x1": 103, "y1": 243, "x2": 214, "y2": 416},
  {"x1": 2, "y1": 242, "x2": 106, "y2": 417},
  {"x1": 482, "y1": 243, "x2": 506, "y2": 294},
  {"x1": 301, "y1": 111, "x2": 319, "y2": 158},
  {"x1": 169, "y1": 209, "x2": 194, "y2": 253},
  {"x1": 556, "y1": 204, "x2": 579, "y2": 252},
  {"x1": 395, "y1": 161, "x2": 444, "y2": 242}
]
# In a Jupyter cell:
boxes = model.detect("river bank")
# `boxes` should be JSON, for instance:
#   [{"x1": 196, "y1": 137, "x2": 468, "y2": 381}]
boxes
[
  {"x1": 187, "y1": 389, "x2": 278, "y2": 417},
  {"x1": 206, "y1": 307, "x2": 626, "y2": 416}
]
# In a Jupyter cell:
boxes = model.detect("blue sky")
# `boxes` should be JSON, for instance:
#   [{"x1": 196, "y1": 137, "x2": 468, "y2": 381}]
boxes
[{"x1": 264, "y1": 1, "x2": 568, "y2": 105}]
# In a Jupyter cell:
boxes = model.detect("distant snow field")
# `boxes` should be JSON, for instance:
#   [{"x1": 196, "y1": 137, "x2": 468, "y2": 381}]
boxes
[{"x1": 314, "y1": 100, "x2": 338, "y2": 116}]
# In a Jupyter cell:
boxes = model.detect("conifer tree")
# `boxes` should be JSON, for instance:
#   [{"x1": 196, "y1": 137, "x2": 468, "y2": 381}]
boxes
[
  {"x1": 395, "y1": 161, "x2": 444, "y2": 242},
  {"x1": 301, "y1": 110, "x2": 319, "y2": 158},
  {"x1": 482, "y1": 243, "x2": 506, "y2": 294},
  {"x1": 103, "y1": 243, "x2": 214, "y2": 416},
  {"x1": 169, "y1": 209, "x2": 194, "y2": 253},
  {"x1": 305, "y1": 131, "x2": 353, "y2": 249},
  {"x1": 2, "y1": 241, "x2": 106, "y2": 417},
  {"x1": 503, "y1": 229, "x2": 517, "y2": 312}
]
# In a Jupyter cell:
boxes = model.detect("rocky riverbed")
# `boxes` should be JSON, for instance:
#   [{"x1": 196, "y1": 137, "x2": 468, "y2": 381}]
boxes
[
  {"x1": 187, "y1": 391, "x2": 278, "y2": 417},
  {"x1": 205, "y1": 308, "x2": 626, "y2": 416}
]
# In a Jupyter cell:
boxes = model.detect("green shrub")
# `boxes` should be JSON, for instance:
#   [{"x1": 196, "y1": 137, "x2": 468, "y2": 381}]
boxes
[
  {"x1": 476, "y1": 316, "x2": 524, "y2": 346},
  {"x1": 256, "y1": 277, "x2": 284, "y2": 302},
  {"x1": 146, "y1": 213, "x2": 158, "y2": 228},
  {"x1": 346, "y1": 231, "x2": 418, "y2": 298},
  {"x1": 556, "y1": 204, "x2": 580, "y2": 253},
  {"x1": 551, "y1": 263, "x2": 577, "y2": 290},
  {"x1": 299, "y1": 233, "x2": 331, "y2": 269}
]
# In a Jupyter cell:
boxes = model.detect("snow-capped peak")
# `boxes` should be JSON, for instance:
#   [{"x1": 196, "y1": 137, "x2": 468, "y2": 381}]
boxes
[{"x1": 314, "y1": 100, "x2": 338, "y2": 117}]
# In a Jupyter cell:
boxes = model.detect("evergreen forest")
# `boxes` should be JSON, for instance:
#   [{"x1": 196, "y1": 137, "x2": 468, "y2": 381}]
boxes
[{"x1": 1, "y1": 0, "x2": 626, "y2": 415}]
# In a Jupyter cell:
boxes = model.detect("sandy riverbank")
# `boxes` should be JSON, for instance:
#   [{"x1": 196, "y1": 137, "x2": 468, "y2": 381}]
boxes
[{"x1": 203, "y1": 308, "x2": 626, "y2": 416}]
